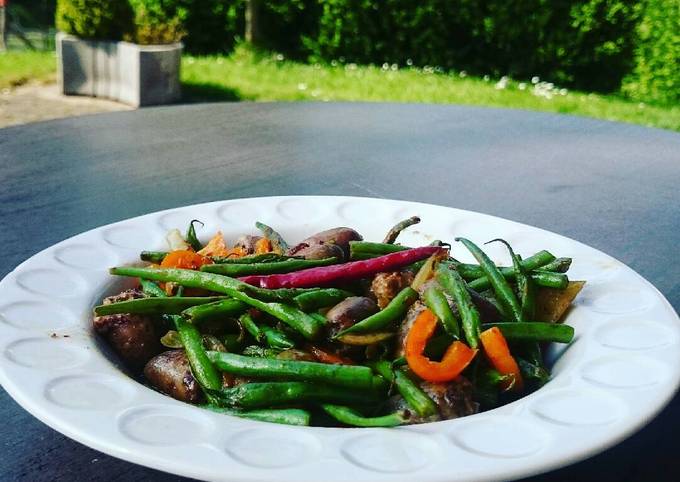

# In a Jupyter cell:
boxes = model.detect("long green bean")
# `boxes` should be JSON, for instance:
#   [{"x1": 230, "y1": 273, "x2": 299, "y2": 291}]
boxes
[
  {"x1": 540, "y1": 257, "x2": 573, "y2": 273},
  {"x1": 321, "y1": 404, "x2": 408, "y2": 427},
  {"x1": 456, "y1": 238, "x2": 522, "y2": 322},
  {"x1": 94, "y1": 296, "x2": 228, "y2": 316},
  {"x1": 140, "y1": 251, "x2": 168, "y2": 263},
  {"x1": 423, "y1": 285, "x2": 460, "y2": 339},
  {"x1": 109, "y1": 267, "x2": 324, "y2": 339},
  {"x1": 468, "y1": 270, "x2": 568, "y2": 291},
  {"x1": 139, "y1": 279, "x2": 167, "y2": 297},
  {"x1": 212, "y1": 253, "x2": 295, "y2": 264},
  {"x1": 239, "y1": 313, "x2": 295, "y2": 350},
  {"x1": 201, "y1": 257, "x2": 338, "y2": 276},
  {"x1": 204, "y1": 406, "x2": 311, "y2": 426},
  {"x1": 481, "y1": 322, "x2": 574, "y2": 343},
  {"x1": 174, "y1": 316, "x2": 222, "y2": 391},
  {"x1": 293, "y1": 288, "x2": 355, "y2": 311},
  {"x1": 210, "y1": 381, "x2": 382, "y2": 409},
  {"x1": 455, "y1": 250, "x2": 556, "y2": 279},
  {"x1": 186, "y1": 219, "x2": 204, "y2": 251},
  {"x1": 180, "y1": 299, "x2": 247, "y2": 324},
  {"x1": 207, "y1": 351, "x2": 375, "y2": 389},
  {"x1": 435, "y1": 263, "x2": 481, "y2": 348},
  {"x1": 383, "y1": 216, "x2": 421, "y2": 244},
  {"x1": 336, "y1": 287, "x2": 418, "y2": 336},
  {"x1": 371, "y1": 361, "x2": 438, "y2": 418}
]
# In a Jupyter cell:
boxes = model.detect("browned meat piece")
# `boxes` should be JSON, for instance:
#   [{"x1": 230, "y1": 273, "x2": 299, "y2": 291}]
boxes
[
  {"x1": 290, "y1": 243, "x2": 345, "y2": 261},
  {"x1": 144, "y1": 350, "x2": 203, "y2": 403},
  {"x1": 233, "y1": 235, "x2": 264, "y2": 255},
  {"x1": 395, "y1": 301, "x2": 427, "y2": 358},
  {"x1": 370, "y1": 271, "x2": 414, "y2": 309},
  {"x1": 287, "y1": 227, "x2": 363, "y2": 260},
  {"x1": 325, "y1": 296, "x2": 379, "y2": 338},
  {"x1": 93, "y1": 289, "x2": 162, "y2": 371},
  {"x1": 420, "y1": 377, "x2": 479, "y2": 420}
]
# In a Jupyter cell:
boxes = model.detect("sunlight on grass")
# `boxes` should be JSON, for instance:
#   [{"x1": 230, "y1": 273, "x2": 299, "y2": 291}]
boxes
[
  {"x1": 182, "y1": 47, "x2": 680, "y2": 132},
  {"x1": 0, "y1": 51, "x2": 56, "y2": 89}
]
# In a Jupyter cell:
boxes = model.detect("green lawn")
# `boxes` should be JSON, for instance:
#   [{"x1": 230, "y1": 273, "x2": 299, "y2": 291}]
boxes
[
  {"x1": 0, "y1": 51, "x2": 56, "y2": 89},
  {"x1": 3, "y1": 47, "x2": 679, "y2": 131}
]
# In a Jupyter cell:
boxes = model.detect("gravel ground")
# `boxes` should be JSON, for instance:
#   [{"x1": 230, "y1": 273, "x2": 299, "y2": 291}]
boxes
[{"x1": 0, "y1": 82, "x2": 131, "y2": 128}]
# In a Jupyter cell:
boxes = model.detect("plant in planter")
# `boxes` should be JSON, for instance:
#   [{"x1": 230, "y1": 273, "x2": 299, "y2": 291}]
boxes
[{"x1": 56, "y1": 0, "x2": 185, "y2": 106}]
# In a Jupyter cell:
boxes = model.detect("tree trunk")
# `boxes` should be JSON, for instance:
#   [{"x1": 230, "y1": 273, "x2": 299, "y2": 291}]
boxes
[{"x1": 244, "y1": 0, "x2": 262, "y2": 47}]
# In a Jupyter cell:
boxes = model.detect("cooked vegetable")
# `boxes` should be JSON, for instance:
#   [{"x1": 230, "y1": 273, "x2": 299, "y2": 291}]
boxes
[
  {"x1": 435, "y1": 263, "x2": 481, "y2": 348},
  {"x1": 322, "y1": 404, "x2": 409, "y2": 427},
  {"x1": 201, "y1": 257, "x2": 338, "y2": 276},
  {"x1": 383, "y1": 216, "x2": 421, "y2": 244},
  {"x1": 336, "y1": 287, "x2": 418, "y2": 336},
  {"x1": 405, "y1": 309, "x2": 477, "y2": 382},
  {"x1": 99, "y1": 218, "x2": 583, "y2": 428},
  {"x1": 480, "y1": 327, "x2": 523, "y2": 392},
  {"x1": 240, "y1": 246, "x2": 445, "y2": 289}
]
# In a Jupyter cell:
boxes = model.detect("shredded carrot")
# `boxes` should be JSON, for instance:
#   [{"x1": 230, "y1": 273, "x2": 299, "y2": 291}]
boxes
[
  {"x1": 480, "y1": 327, "x2": 524, "y2": 392},
  {"x1": 255, "y1": 237, "x2": 273, "y2": 254},
  {"x1": 198, "y1": 231, "x2": 230, "y2": 257},
  {"x1": 405, "y1": 308, "x2": 477, "y2": 382},
  {"x1": 160, "y1": 250, "x2": 213, "y2": 270}
]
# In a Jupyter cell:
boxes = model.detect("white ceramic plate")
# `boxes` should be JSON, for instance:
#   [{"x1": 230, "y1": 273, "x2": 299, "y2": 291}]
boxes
[{"x1": 1, "y1": 196, "x2": 678, "y2": 482}]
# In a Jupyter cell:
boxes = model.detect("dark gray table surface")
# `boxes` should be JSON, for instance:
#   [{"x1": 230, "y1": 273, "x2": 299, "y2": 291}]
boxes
[{"x1": 1, "y1": 102, "x2": 678, "y2": 481}]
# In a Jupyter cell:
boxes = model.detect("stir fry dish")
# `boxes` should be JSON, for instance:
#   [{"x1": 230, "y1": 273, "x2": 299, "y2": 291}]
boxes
[{"x1": 94, "y1": 217, "x2": 584, "y2": 427}]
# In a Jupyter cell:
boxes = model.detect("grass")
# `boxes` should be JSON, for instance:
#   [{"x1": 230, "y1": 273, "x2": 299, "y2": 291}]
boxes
[
  {"x1": 0, "y1": 51, "x2": 56, "y2": 89},
  {"x1": 3, "y1": 47, "x2": 679, "y2": 131}
]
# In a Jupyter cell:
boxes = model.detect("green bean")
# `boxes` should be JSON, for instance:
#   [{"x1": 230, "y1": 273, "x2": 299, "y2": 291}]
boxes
[
  {"x1": 204, "y1": 406, "x2": 311, "y2": 425},
  {"x1": 212, "y1": 253, "x2": 296, "y2": 264},
  {"x1": 140, "y1": 251, "x2": 168, "y2": 263},
  {"x1": 335, "y1": 287, "x2": 418, "y2": 336},
  {"x1": 174, "y1": 316, "x2": 222, "y2": 391},
  {"x1": 383, "y1": 216, "x2": 421, "y2": 244},
  {"x1": 255, "y1": 221, "x2": 289, "y2": 253},
  {"x1": 487, "y1": 238, "x2": 535, "y2": 321},
  {"x1": 201, "y1": 257, "x2": 338, "y2": 276},
  {"x1": 94, "y1": 296, "x2": 228, "y2": 316},
  {"x1": 180, "y1": 299, "x2": 247, "y2": 324},
  {"x1": 540, "y1": 257, "x2": 572, "y2": 273},
  {"x1": 222, "y1": 333, "x2": 244, "y2": 352},
  {"x1": 456, "y1": 238, "x2": 522, "y2": 323},
  {"x1": 423, "y1": 285, "x2": 460, "y2": 339},
  {"x1": 109, "y1": 267, "x2": 324, "y2": 339},
  {"x1": 242, "y1": 345, "x2": 281, "y2": 358},
  {"x1": 371, "y1": 361, "x2": 438, "y2": 418},
  {"x1": 139, "y1": 279, "x2": 167, "y2": 297},
  {"x1": 210, "y1": 381, "x2": 382, "y2": 409},
  {"x1": 240, "y1": 313, "x2": 295, "y2": 350},
  {"x1": 481, "y1": 322, "x2": 574, "y2": 343},
  {"x1": 517, "y1": 358, "x2": 550, "y2": 387},
  {"x1": 455, "y1": 250, "x2": 556, "y2": 279},
  {"x1": 349, "y1": 241, "x2": 408, "y2": 259},
  {"x1": 468, "y1": 270, "x2": 568, "y2": 291},
  {"x1": 293, "y1": 288, "x2": 355, "y2": 311},
  {"x1": 207, "y1": 351, "x2": 375, "y2": 389},
  {"x1": 186, "y1": 219, "x2": 204, "y2": 251},
  {"x1": 435, "y1": 263, "x2": 481, "y2": 349},
  {"x1": 321, "y1": 404, "x2": 408, "y2": 427}
]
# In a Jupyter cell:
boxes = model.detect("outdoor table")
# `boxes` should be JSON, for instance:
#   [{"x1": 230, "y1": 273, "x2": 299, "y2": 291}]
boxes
[{"x1": 1, "y1": 102, "x2": 678, "y2": 481}]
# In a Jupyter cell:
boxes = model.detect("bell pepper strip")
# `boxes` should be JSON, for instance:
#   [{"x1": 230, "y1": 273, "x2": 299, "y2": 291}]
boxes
[
  {"x1": 160, "y1": 250, "x2": 213, "y2": 270},
  {"x1": 238, "y1": 246, "x2": 446, "y2": 289},
  {"x1": 479, "y1": 327, "x2": 524, "y2": 392},
  {"x1": 405, "y1": 308, "x2": 477, "y2": 383}
]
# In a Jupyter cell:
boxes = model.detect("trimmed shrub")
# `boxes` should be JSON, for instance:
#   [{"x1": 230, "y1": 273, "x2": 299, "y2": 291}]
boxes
[
  {"x1": 623, "y1": 0, "x2": 680, "y2": 104},
  {"x1": 56, "y1": 0, "x2": 133, "y2": 40},
  {"x1": 126, "y1": 0, "x2": 187, "y2": 45}
]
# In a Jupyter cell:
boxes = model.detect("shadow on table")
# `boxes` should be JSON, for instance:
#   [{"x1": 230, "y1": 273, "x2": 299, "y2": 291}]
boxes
[{"x1": 180, "y1": 82, "x2": 247, "y2": 103}]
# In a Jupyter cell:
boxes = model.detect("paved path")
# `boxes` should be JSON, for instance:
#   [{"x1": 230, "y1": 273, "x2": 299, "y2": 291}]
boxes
[{"x1": 0, "y1": 82, "x2": 130, "y2": 128}]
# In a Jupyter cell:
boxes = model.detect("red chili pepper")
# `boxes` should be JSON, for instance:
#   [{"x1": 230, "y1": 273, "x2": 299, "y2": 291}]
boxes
[{"x1": 239, "y1": 246, "x2": 445, "y2": 289}]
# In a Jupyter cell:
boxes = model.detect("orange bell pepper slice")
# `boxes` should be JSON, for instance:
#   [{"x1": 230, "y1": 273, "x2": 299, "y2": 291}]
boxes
[
  {"x1": 160, "y1": 250, "x2": 213, "y2": 270},
  {"x1": 480, "y1": 326, "x2": 524, "y2": 392},
  {"x1": 405, "y1": 308, "x2": 477, "y2": 382},
  {"x1": 255, "y1": 237, "x2": 273, "y2": 254}
]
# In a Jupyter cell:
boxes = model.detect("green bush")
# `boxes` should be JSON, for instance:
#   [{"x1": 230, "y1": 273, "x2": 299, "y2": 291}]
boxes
[
  {"x1": 56, "y1": 0, "x2": 133, "y2": 40},
  {"x1": 623, "y1": 0, "x2": 680, "y2": 104},
  {"x1": 126, "y1": 0, "x2": 187, "y2": 44},
  {"x1": 303, "y1": 0, "x2": 640, "y2": 92}
]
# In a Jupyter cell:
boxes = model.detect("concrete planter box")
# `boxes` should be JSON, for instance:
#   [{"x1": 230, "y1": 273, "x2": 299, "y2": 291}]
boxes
[{"x1": 57, "y1": 32, "x2": 181, "y2": 107}]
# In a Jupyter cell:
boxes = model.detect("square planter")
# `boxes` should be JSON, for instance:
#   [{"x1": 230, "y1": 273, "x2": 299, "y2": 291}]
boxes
[{"x1": 57, "y1": 32, "x2": 182, "y2": 107}]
